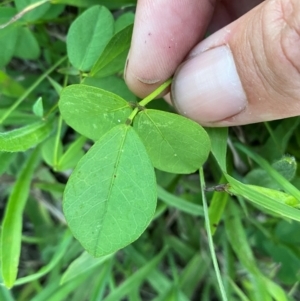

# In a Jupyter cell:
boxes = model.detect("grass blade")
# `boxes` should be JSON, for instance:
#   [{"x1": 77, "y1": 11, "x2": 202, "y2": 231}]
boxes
[
  {"x1": 235, "y1": 143, "x2": 300, "y2": 200},
  {"x1": 157, "y1": 185, "x2": 204, "y2": 216},
  {"x1": 225, "y1": 175, "x2": 300, "y2": 222},
  {"x1": 1, "y1": 148, "x2": 40, "y2": 288},
  {"x1": 199, "y1": 168, "x2": 228, "y2": 301},
  {"x1": 103, "y1": 248, "x2": 168, "y2": 301},
  {"x1": 14, "y1": 232, "x2": 72, "y2": 286}
]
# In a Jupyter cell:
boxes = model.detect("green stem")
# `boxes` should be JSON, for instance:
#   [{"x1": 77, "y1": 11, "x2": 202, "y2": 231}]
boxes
[
  {"x1": 0, "y1": 0, "x2": 50, "y2": 29},
  {"x1": 0, "y1": 56, "x2": 67, "y2": 125},
  {"x1": 126, "y1": 78, "x2": 172, "y2": 123},
  {"x1": 199, "y1": 168, "x2": 228, "y2": 301},
  {"x1": 139, "y1": 78, "x2": 172, "y2": 106},
  {"x1": 126, "y1": 107, "x2": 139, "y2": 124}
]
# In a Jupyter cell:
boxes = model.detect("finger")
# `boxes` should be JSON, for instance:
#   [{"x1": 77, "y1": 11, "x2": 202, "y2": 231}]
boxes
[
  {"x1": 171, "y1": 0, "x2": 300, "y2": 126},
  {"x1": 125, "y1": 0, "x2": 216, "y2": 98}
]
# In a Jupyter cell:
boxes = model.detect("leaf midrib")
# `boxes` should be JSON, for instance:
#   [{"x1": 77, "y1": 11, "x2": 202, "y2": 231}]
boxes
[{"x1": 93, "y1": 125, "x2": 129, "y2": 255}]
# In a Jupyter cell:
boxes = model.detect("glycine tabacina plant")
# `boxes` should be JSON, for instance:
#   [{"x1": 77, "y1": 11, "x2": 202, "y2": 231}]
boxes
[
  {"x1": 2, "y1": 3, "x2": 300, "y2": 297},
  {"x1": 58, "y1": 5, "x2": 211, "y2": 256},
  {"x1": 60, "y1": 81, "x2": 211, "y2": 257},
  {"x1": 60, "y1": 83, "x2": 212, "y2": 252}
]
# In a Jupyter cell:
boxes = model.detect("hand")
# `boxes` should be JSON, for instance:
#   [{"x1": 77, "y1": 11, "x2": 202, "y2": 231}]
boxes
[{"x1": 124, "y1": 0, "x2": 300, "y2": 126}]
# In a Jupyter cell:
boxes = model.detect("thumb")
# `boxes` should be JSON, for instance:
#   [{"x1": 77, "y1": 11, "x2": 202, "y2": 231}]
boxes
[{"x1": 171, "y1": 0, "x2": 300, "y2": 126}]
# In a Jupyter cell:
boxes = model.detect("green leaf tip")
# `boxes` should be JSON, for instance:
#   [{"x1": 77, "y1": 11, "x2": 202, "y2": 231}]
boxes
[{"x1": 66, "y1": 5, "x2": 114, "y2": 71}]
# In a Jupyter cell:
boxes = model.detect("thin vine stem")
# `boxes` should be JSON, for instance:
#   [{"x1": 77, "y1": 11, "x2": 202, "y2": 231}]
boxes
[
  {"x1": 199, "y1": 168, "x2": 228, "y2": 301},
  {"x1": 0, "y1": 0, "x2": 50, "y2": 29}
]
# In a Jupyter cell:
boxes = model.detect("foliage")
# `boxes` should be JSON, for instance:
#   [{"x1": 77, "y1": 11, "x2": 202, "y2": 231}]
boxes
[{"x1": 0, "y1": 0, "x2": 300, "y2": 300}]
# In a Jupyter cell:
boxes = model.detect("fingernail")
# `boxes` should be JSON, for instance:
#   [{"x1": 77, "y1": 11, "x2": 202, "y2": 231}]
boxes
[{"x1": 172, "y1": 45, "x2": 247, "y2": 123}]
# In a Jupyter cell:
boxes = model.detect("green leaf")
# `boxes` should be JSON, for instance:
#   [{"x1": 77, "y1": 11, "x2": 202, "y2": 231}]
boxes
[
  {"x1": 133, "y1": 109, "x2": 211, "y2": 174},
  {"x1": 57, "y1": 136, "x2": 86, "y2": 171},
  {"x1": 0, "y1": 9, "x2": 20, "y2": 67},
  {"x1": 82, "y1": 75, "x2": 136, "y2": 101},
  {"x1": 32, "y1": 97, "x2": 44, "y2": 117},
  {"x1": 0, "y1": 70, "x2": 25, "y2": 98},
  {"x1": 41, "y1": 3, "x2": 65, "y2": 19},
  {"x1": 262, "y1": 239, "x2": 300, "y2": 285},
  {"x1": 66, "y1": 5, "x2": 114, "y2": 71},
  {"x1": 63, "y1": 125, "x2": 157, "y2": 257},
  {"x1": 41, "y1": 135, "x2": 63, "y2": 167},
  {"x1": 0, "y1": 21, "x2": 20, "y2": 67},
  {"x1": 263, "y1": 277, "x2": 289, "y2": 301},
  {"x1": 60, "y1": 251, "x2": 112, "y2": 284},
  {"x1": 90, "y1": 24, "x2": 133, "y2": 77},
  {"x1": 115, "y1": 12, "x2": 134, "y2": 33},
  {"x1": 47, "y1": 76, "x2": 63, "y2": 95},
  {"x1": 1, "y1": 148, "x2": 40, "y2": 288},
  {"x1": 205, "y1": 127, "x2": 228, "y2": 172},
  {"x1": 59, "y1": 84, "x2": 132, "y2": 141},
  {"x1": 245, "y1": 155, "x2": 297, "y2": 189},
  {"x1": 0, "y1": 276, "x2": 14, "y2": 301},
  {"x1": 14, "y1": 0, "x2": 51, "y2": 22},
  {"x1": 0, "y1": 109, "x2": 39, "y2": 126},
  {"x1": 13, "y1": 26, "x2": 40, "y2": 59},
  {"x1": 0, "y1": 119, "x2": 54, "y2": 152}
]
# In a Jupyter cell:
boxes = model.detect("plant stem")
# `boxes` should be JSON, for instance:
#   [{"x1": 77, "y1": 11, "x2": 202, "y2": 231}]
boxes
[
  {"x1": 0, "y1": 0, "x2": 50, "y2": 29},
  {"x1": 126, "y1": 108, "x2": 139, "y2": 125},
  {"x1": 126, "y1": 78, "x2": 172, "y2": 123},
  {"x1": 199, "y1": 168, "x2": 228, "y2": 301},
  {"x1": 139, "y1": 78, "x2": 172, "y2": 106},
  {"x1": 0, "y1": 56, "x2": 67, "y2": 125}
]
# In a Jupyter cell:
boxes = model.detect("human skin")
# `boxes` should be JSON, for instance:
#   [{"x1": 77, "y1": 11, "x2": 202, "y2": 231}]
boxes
[{"x1": 124, "y1": 0, "x2": 300, "y2": 126}]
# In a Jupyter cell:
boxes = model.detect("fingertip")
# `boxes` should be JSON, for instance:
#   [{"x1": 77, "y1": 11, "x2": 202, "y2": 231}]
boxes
[{"x1": 125, "y1": 0, "x2": 215, "y2": 98}]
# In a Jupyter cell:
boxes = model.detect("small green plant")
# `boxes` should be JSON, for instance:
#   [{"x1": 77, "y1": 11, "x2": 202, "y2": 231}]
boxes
[
  {"x1": 1, "y1": 1, "x2": 300, "y2": 300},
  {"x1": 59, "y1": 80, "x2": 211, "y2": 257},
  {"x1": 57, "y1": 5, "x2": 211, "y2": 257}
]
